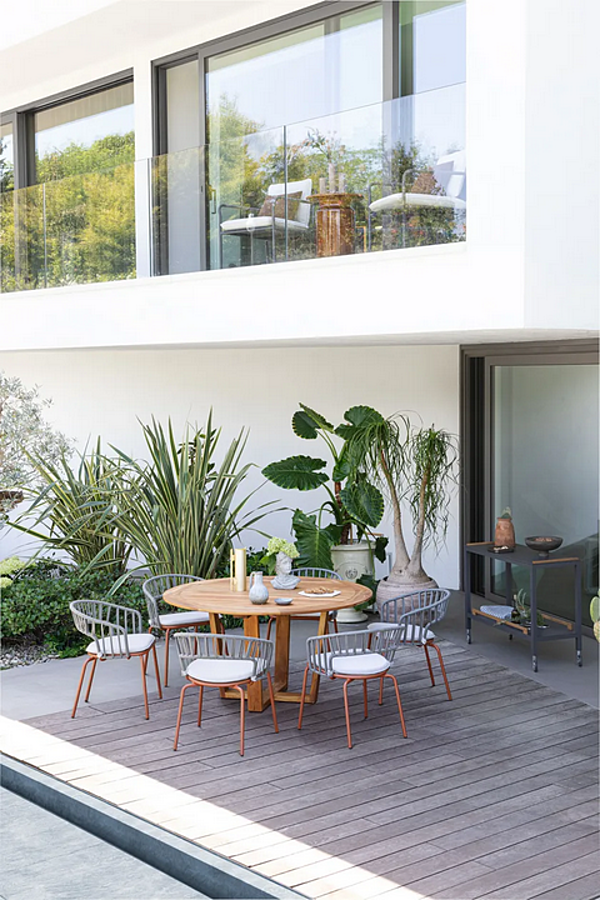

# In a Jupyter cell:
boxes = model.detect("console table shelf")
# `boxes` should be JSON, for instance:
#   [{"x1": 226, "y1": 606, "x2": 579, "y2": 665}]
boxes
[{"x1": 464, "y1": 541, "x2": 582, "y2": 672}]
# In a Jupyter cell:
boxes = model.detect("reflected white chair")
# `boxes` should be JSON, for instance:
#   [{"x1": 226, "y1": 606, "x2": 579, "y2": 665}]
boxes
[
  {"x1": 298, "y1": 628, "x2": 407, "y2": 749},
  {"x1": 219, "y1": 178, "x2": 312, "y2": 264},
  {"x1": 368, "y1": 589, "x2": 453, "y2": 700},
  {"x1": 143, "y1": 574, "x2": 210, "y2": 687},
  {"x1": 70, "y1": 599, "x2": 162, "y2": 720},
  {"x1": 265, "y1": 567, "x2": 342, "y2": 640},
  {"x1": 173, "y1": 633, "x2": 279, "y2": 756}
]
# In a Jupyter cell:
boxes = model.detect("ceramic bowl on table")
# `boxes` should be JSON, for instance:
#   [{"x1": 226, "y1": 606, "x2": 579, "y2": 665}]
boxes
[
  {"x1": 273, "y1": 597, "x2": 293, "y2": 606},
  {"x1": 524, "y1": 536, "x2": 563, "y2": 557}
]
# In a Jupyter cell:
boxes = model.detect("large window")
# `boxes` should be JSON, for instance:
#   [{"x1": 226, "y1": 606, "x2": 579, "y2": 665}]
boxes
[
  {"x1": 463, "y1": 344, "x2": 599, "y2": 628},
  {"x1": 0, "y1": 121, "x2": 14, "y2": 192}
]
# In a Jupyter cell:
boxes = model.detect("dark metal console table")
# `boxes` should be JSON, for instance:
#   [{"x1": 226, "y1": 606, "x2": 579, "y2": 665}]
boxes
[{"x1": 464, "y1": 542, "x2": 582, "y2": 672}]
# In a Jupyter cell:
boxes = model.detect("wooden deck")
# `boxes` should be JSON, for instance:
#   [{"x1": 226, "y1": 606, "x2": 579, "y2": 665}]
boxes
[{"x1": 2, "y1": 641, "x2": 599, "y2": 900}]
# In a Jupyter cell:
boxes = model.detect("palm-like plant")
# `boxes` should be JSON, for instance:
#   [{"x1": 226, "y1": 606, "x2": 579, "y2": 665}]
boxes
[
  {"x1": 12, "y1": 439, "x2": 130, "y2": 574},
  {"x1": 262, "y1": 404, "x2": 387, "y2": 569},
  {"x1": 110, "y1": 413, "x2": 273, "y2": 579},
  {"x1": 341, "y1": 407, "x2": 458, "y2": 600}
]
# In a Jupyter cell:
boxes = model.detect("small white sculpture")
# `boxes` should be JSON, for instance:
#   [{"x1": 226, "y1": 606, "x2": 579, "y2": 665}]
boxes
[{"x1": 272, "y1": 551, "x2": 300, "y2": 590}]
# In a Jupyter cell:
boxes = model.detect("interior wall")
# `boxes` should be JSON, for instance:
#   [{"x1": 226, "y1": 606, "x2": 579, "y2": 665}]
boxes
[{"x1": 0, "y1": 343, "x2": 461, "y2": 587}]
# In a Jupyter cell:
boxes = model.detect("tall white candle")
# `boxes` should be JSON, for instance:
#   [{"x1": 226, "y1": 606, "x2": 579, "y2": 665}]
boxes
[
  {"x1": 328, "y1": 163, "x2": 335, "y2": 193},
  {"x1": 234, "y1": 548, "x2": 247, "y2": 592}
]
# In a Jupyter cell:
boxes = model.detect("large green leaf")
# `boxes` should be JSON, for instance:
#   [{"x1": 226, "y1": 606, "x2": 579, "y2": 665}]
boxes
[
  {"x1": 262, "y1": 456, "x2": 328, "y2": 491},
  {"x1": 292, "y1": 410, "x2": 319, "y2": 440},
  {"x1": 339, "y1": 480, "x2": 384, "y2": 528},
  {"x1": 298, "y1": 404, "x2": 334, "y2": 432},
  {"x1": 374, "y1": 534, "x2": 389, "y2": 563},
  {"x1": 292, "y1": 509, "x2": 338, "y2": 569},
  {"x1": 336, "y1": 405, "x2": 384, "y2": 439}
]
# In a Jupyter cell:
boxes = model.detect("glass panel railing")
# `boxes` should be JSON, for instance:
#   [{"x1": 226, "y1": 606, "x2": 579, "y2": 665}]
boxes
[
  {"x1": 0, "y1": 87, "x2": 465, "y2": 291},
  {"x1": 0, "y1": 161, "x2": 136, "y2": 292}
]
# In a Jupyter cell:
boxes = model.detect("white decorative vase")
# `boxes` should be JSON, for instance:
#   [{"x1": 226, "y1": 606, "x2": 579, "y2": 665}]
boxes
[{"x1": 330, "y1": 541, "x2": 373, "y2": 624}]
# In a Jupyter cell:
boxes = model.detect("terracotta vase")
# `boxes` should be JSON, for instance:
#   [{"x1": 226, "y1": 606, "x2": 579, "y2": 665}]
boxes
[{"x1": 494, "y1": 517, "x2": 516, "y2": 549}]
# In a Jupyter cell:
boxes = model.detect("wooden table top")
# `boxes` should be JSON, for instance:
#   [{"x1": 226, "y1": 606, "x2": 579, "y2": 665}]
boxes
[{"x1": 164, "y1": 576, "x2": 372, "y2": 616}]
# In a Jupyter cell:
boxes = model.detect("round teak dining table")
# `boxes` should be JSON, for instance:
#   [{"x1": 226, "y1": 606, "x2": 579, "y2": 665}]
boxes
[{"x1": 163, "y1": 576, "x2": 372, "y2": 712}]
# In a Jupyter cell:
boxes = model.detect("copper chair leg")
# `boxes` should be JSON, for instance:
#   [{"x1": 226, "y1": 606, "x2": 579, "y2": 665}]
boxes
[
  {"x1": 197, "y1": 685, "x2": 204, "y2": 726},
  {"x1": 236, "y1": 685, "x2": 246, "y2": 756},
  {"x1": 151, "y1": 643, "x2": 163, "y2": 699},
  {"x1": 84, "y1": 656, "x2": 98, "y2": 703},
  {"x1": 298, "y1": 665, "x2": 310, "y2": 730},
  {"x1": 386, "y1": 672, "x2": 407, "y2": 738},
  {"x1": 173, "y1": 682, "x2": 195, "y2": 750},
  {"x1": 430, "y1": 641, "x2": 453, "y2": 700},
  {"x1": 423, "y1": 642, "x2": 436, "y2": 686},
  {"x1": 72, "y1": 655, "x2": 94, "y2": 718},
  {"x1": 266, "y1": 617, "x2": 274, "y2": 641},
  {"x1": 363, "y1": 679, "x2": 369, "y2": 719},
  {"x1": 379, "y1": 675, "x2": 384, "y2": 705},
  {"x1": 266, "y1": 672, "x2": 279, "y2": 733},
  {"x1": 164, "y1": 628, "x2": 171, "y2": 687},
  {"x1": 140, "y1": 653, "x2": 150, "y2": 720},
  {"x1": 342, "y1": 679, "x2": 353, "y2": 749}
]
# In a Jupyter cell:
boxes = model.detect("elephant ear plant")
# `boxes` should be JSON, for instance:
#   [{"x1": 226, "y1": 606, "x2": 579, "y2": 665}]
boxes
[{"x1": 262, "y1": 404, "x2": 388, "y2": 570}]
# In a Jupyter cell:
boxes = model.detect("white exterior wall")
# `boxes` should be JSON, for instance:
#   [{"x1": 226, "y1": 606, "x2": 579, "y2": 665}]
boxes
[
  {"x1": 1, "y1": 0, "x2": 598, "y2": 354},
  {"x1": 0, "y1": 343, "x2": 461, "y2": 589}
]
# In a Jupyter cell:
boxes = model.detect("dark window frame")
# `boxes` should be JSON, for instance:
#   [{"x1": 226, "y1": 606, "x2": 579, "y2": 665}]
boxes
[
  {"x1": 461, "y1": 340, "x2": 599, "y2": 612},
  {"x1": 1, "y1": 69, "x2": 134, "y2": 190}
]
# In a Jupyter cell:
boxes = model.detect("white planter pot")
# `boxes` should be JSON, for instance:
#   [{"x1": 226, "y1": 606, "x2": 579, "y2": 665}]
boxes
[{"x1": 330, "y1": 541, "x2": 373, "y2": 623}]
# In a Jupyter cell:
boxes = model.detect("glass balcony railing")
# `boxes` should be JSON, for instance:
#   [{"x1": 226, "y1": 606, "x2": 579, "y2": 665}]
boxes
[{"x1": 1, "y1": 88, "x2": 465, "y2": 292}]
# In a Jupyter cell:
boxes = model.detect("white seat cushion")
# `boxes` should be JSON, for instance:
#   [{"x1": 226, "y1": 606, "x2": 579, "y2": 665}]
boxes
[
  {"x1": 367, "y1": 621, "x2": 435, "y2": 643},
  {"x1": 158, "y1": 611, "x2": 210, "y2": 628},
  {"x1": 331, "y1": 653, "x2": 390, "y2": 677},
  {"x1": 86, "y1": 633, "x2": 155, "y2": 656},
  {"x1": 220, "y1": 216, "x2": 308, "y2": 233},
  {"x1": 369, "y1": 192, "x2": 467, "y2": 213},
  {"x1": 186, "y1": 658, "x2": 255, "y2": 684}
]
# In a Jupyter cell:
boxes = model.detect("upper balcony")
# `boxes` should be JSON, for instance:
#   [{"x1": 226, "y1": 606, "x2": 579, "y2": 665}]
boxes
[{"x1": 0, "y1": 90, "x2": 466, "y2": 292}]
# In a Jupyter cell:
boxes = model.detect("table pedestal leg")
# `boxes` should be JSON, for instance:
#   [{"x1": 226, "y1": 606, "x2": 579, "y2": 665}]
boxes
[
  {"x1": 274, "y1": 615, "x2": 290, "y2": 694},
  {"x1": 244, "y1": 615, "x2": 265, "y2": 712}
]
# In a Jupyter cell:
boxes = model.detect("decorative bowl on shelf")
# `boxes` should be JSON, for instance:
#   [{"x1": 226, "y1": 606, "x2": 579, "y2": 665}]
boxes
[{"x1": 524, "y1": 535, "x2": 563, "y2": 557}]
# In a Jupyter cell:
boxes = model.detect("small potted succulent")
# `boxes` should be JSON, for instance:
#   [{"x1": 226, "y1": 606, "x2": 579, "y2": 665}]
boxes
[{"x1": 511, "y1": 588, "x2": 545, "y2": 629}]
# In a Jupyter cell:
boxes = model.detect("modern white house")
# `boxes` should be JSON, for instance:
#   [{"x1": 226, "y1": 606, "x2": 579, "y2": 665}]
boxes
[{"x1": 1, "y1": 0, "x2": 598, "y2": 626}]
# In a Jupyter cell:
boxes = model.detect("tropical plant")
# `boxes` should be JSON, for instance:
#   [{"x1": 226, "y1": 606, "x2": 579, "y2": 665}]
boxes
[
  {"x1": 0, "y1": 372, "x2": 71, "y2": 522},
  {"x1": 590, "y1": 592, "x2": 600, "y2": 643},
  {"x1": 11, "y1": 439, "x2": 130, "y2": 575},
  {"x1": 340, "y1": 406, "x2": 458, "y2": 599},
  {"x1": 109, "y1": 413, "x2": 274, "y2": 581},
  {"x1": 262, "y1": 404, "x2": 387, "y2": 570}
]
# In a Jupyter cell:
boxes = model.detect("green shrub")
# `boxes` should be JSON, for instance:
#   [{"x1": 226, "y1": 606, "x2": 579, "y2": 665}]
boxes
[{"x1": 0, "y1": 559, "x2": 145, "y2": 655}]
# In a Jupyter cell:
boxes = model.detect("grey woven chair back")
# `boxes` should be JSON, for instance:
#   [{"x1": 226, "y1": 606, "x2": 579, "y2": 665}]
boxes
[
  {"x1": 380, "y1": 589, "x2": 451, "y2": 644},
  {"x1": 70, "y1": 599, "x2": 143, "y2": 659},
  {"x1": 306, "y1": 627, "x2": 402, "y2": 677},
  {"x1": 142, "y1": 573, "x2": 204, "y2": 628},
  {"x1": 173, "y1": 633, "x2": 274, "y2": 681},
  {"x1": 292, "y1": 567, "x2": 342, "y2": 580}
]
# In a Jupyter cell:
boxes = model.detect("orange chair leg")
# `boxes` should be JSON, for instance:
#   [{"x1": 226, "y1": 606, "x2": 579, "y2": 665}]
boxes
[
  {"x1": 84, "y1": 656, "x2": 98, "y2": 703},
  {"x1": 236, "y1": 685, "x2": 246, "y2": 756},
  {"x1": 363, "y1": 679, "x2": 369, "y2": 719},
  {"x1": 297, "y1": 665, "x2": 310, "y2": 730},
  {"x1": 386, "y1": 672, "x2": 407, "y2": 738},
  {"x1": 72, "y1": 656, "x2": 95, "y2": 718},
  {"x1": 197, "y1": 685, "x2": 204, "y2": 726},
  {"x1": 423, "y1": 643, "x2": 436, "y2": 686},
  {"x1": 430, "y1": 641, "x2": 453, "y2": 700},
  {"x1": 266, "y1": 617, "x2": 274, "y2": 641},
  {"x1": 266, "y1": 672, "x2": 279, "y2": 734},
  {"x1": 342, "y1": 679, "x2": 353, "y2": 749},
  {"x1": 164, "y1": 628, "x2": 171, "y2": 687},
  {"x1": 379, "y1": 675, "x2": 384, "y2": 706},
  {"x1": 173, "y1": 682, "x2": 195, "y2": 750},
  {"x1": 151, "y1": 643, "x2": 163, "y2": 699},
  {"x1": 140, "y1": 653, "x2": 150, "y2": 720}
]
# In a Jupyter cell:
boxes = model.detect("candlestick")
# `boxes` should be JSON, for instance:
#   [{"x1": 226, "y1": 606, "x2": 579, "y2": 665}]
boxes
[
  {"x1": 328, "y1": 163, "x2": 335, "y2": 193},
  {"x1": 319, "y1": 176, "x2": 326, "y2": 194},
  {"x1": 338, "y1": 172, "x2": 346, "y2": 192}
]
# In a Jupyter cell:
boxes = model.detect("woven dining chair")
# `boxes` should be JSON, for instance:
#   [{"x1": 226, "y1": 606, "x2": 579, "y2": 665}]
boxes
[
  {"x1": 172, "y1": 633, "x2": 279, "y2": 756},
  {"x1": 368, "y1": 589, "x2": 453, "y2": 700},
  {"x1": 265, "y1": 567, "x2": 342, "y2": 640},
  {"x1": 70, "y1": 599, "x2": 163, "y2": 720},
  {"x1": 298, "y1": 627, "x2": 407, "y2": 749},
  {"x1": 142, "y1": 574, "x2": 210, "y2": 687}
]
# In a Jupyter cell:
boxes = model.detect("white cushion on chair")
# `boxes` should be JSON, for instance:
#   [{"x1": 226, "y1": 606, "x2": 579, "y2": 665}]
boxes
[
  {"x1": 367, "y1": 621, "x2": 435, "y2": 643},
  {"x1": 86, "y1": 633, "x2": 155, "y2": 656},
  {"x1": 331, "y1": 653, "x2": 390, "y2": 677},
  {"x1": 220, "y1": 216, "x2": 309, "y2": 234},
  {"x1": 186, "y1": 658, "x2": 255, "y2": 684},
  {"x1": 159, "y1": 611, "x2": 210, "y2": 628}
]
